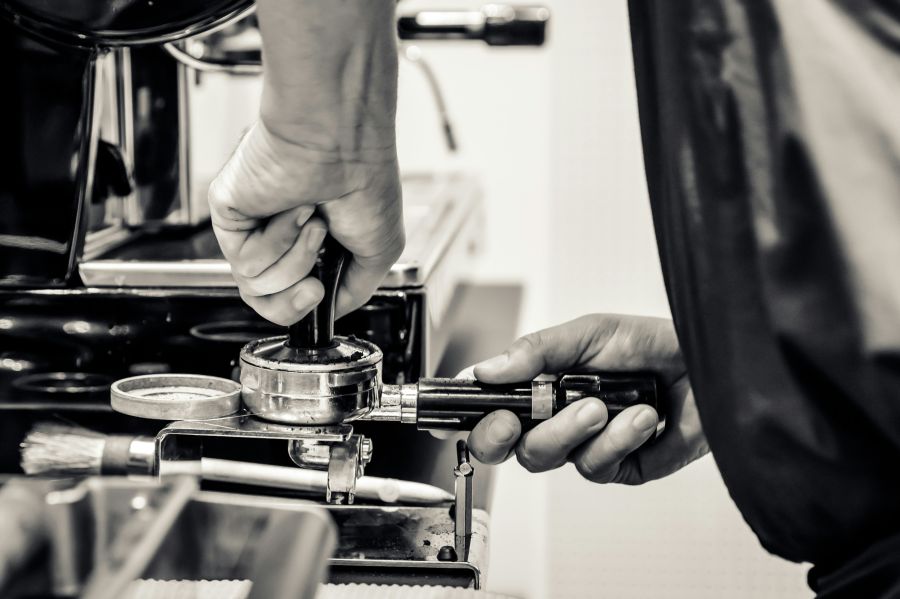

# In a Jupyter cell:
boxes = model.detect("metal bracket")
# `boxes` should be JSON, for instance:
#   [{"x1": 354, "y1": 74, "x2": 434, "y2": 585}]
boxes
[
  {"x1": 454, "y1": 440, "x2": 474, "y2": 560},
  {"x1": 155, "y1": 415, "x2": 371, "y2": 504}
]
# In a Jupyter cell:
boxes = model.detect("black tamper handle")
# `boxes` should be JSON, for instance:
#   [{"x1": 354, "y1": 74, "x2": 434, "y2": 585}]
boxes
[{"x1": 287, "y1": 234, "x2": 348, "y2": 349}]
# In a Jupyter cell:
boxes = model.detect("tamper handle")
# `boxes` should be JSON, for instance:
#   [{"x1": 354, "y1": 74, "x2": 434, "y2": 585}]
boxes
[{"x1": 287, "y1": 234, "x2": 348, "y2": 349}]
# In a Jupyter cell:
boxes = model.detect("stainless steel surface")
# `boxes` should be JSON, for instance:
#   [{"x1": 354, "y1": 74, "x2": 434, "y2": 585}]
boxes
[
  {"x1": 164, "y1": 39, "x2": 263, "y2": 75},
  {"x1": 454, "y1": 442, "x2": 474, "y2": 559},
  {"x1": 110, "y1": 374, "x2": 241, "y2": 420},
  {"x1": 80, "y1": 475, "x2": 198, "y2": 599},
  {"x1": 1, "y1": 0, "x2": 256, "y2": 48},
  {"x1": 361, "y1": 389, "x2": 401, "y2": 422},
  {"x1": 156, "y1": 415, "x2": 353, "y2": 468},
  {"x1": 0, "y1": 479, "x2": 51, "y2": 591},
  {"x1": 326, "y1": 436, "x2": 363, "y2": 505},
  {"x1": 240, "y1": 335, "x2": 382, "y2": 426},
  {"x1": 156, "y1": 417, "x2": 366, "y2": 503},
  {"x1": 287, "y1": 437, "x2": 372, "y2": 470},
  {"x1": 80, "y1": 259, "x2": 234, "y2": 287},
  {"x1": 531, "y1": 380, "x2": 554, "y2": 420},
  {"x1": 78, "y1": 172, "x2": 483, "y2": 290},
  {"x1": 288, "y1": 441, "x2": 334, "y2": 470},
  {"x1": 127, "y1": 438, "x2": 158, "y2": 474},
  {"x1": 327, "y1": 505, "x2": 489, "y2": 590},
  {"x1": 318, "y1": 584, "x2": 517, "y2": 599},
  {"x1": 44, "y1": 476, "x2": 335, "y2": 598},
  {"x1": 364, "y1": 384, "x2": 418, "y2": 424}
]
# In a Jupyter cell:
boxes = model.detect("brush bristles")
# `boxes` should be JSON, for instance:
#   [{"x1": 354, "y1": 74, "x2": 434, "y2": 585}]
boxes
[{"x1": 20, "y1": 423, "x2": 106, "y2": 477}]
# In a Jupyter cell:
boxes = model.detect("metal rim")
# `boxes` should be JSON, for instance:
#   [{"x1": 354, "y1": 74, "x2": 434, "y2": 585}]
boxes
[
  {"x1": 12, "y1": 372, "x2": 112, "y2": 395},
  {"x1": 0, "y1": 1, "x2": 255, "y2": 48},
  {"x1": 240, "y1": 335, "x2": 383, "y2": 373},
  {"x1": 111, "y1": 373, "x2": 241, "y2": 420}
]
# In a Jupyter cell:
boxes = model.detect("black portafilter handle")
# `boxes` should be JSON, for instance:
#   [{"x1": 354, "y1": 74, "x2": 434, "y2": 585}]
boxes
[
  {"x1": 413, "y1": 374, "x2": 664, "y2": 436},
  {"x1": 287, "y1": 234, "x2": 348, "y2": 350}
]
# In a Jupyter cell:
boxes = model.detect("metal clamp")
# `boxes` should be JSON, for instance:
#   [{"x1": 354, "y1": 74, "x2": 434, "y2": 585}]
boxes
[
  {"x1": 288, "y1": 435, "x2": 373, "y2": 504},
  {"x1": 454, "y1": 440, "x2": 474, "y2": 560},
  {"x1": 155, "y1": 416, "x2": 370, "y2": 504}
]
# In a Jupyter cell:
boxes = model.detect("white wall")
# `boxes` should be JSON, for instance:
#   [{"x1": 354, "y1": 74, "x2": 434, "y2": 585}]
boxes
[{"x1": 396, "y1": 1, "x2": 811, "y2": 598}]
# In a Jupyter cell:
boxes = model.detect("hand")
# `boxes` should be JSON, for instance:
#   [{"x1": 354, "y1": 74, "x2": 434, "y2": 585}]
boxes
[
  {"x1": 467, "y1": 314, "x2": 708, "y2": 484},
  {"x1": 209, "y1": 0, "x2": 403, "y2": 326},
  {"x1": 209, "y1": 123, "x2": 404, "y2": 325}
]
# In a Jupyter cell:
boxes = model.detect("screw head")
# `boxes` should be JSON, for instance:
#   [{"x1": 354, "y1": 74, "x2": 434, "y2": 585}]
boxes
[{"x1": 437, "y1": 545, "x2": 458, "y2": 562}]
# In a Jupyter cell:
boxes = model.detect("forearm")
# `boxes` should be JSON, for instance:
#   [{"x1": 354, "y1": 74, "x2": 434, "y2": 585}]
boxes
[{"x1": 256, "y1": 0, "x2": 399, "y2": 162}]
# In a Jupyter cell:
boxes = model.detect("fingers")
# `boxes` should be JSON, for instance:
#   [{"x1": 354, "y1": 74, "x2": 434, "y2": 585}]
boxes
[
  {"x1": 333, "y1": 223, "x2": 405, "y2": 319},
  {"x1": 234, "y1": 205, "x2": 316, "y2": 278},
  {"x1": 467, "y1": 410, "x2": 522, "y2": 465},
  {"x1": 474, "y1": 314, "x2": 686, "y2": 386},
  {"x1": 209, "y1": 119, "x2": 405, "y2": 325},
  {"x1": 231, "y1": 217, "x2": 327, "y2": 297},
  {"x1": 569, "y1": 404, "x2": 659, "y2": 484},
  {"x1": 514, "y1": 398, "x2": 608, "y2": 472},
  {"x1": 334, "y1": 252, "x2": 399, "y2": 318},
  {"x1": 239, "y1": 277, "x2": 325, "y2": 327},
  {"x1": 473, "y1": 319, "x2": 596, "y2": 384},
  {"x1": 610, "y1": 376, "x2": 709, "y2": 485}
]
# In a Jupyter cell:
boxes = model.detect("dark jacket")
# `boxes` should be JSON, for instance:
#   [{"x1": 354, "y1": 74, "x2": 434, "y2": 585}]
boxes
[{"x1": 629, "y1": 1, "x2": 900, "y2": 596}]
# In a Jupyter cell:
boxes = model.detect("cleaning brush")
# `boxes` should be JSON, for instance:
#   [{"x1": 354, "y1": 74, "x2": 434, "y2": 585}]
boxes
[
  {"x1": 20, "y1": 423, "x2": 454, "y2": 505},
  {"x1": 20, "y1": 423, "x2": 155, "y2": 477}
]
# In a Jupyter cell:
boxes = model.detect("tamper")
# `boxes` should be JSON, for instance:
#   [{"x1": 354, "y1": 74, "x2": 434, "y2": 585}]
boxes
[{"x1": 240, "y1": 235, "x2": 383, "y2": 425}]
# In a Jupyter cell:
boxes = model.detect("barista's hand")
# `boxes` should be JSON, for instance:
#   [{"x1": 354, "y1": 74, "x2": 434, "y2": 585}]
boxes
[
  {"x1": 466, "y1": 314, "x2": 708, "y2": 484},
  {"x1": 209, "y1": 123, "x2": 403, "y2": 326},
  {"x1": 208, "y1": 0, "x2": 403, "y2": 326}
]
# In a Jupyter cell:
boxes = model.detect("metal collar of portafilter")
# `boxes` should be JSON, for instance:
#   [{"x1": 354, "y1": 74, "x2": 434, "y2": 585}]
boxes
[
  {"x1": 240, "y1": 335, "x2": 382, "y2": 425},
  {"x1": 239, "y1": 235, "x2": 384, "y2": 425}
]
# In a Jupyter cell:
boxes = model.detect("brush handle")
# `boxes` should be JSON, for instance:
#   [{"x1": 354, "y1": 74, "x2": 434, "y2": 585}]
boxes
[
  {"x1": 199, "y1": 459, "x2": 452, "y2": 505},
  {"x1": 101, "y1": 436, "x2": 156, "y2": 475},
  {"x1": 100, "y1": 437, "x2": 451, "y2": 504}
]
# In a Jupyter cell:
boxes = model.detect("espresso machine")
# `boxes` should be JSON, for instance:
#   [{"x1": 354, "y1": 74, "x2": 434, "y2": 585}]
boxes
[
  {"x1": 0, "y1": 3, "x2": 658, "y2": 596},
  {"x1": 0, "y1": 0, "x2": 556, "y2": 464}
]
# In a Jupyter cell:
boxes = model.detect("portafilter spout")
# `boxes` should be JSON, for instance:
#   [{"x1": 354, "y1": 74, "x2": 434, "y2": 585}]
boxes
[{"x1": 240, "y1": 235, "x2": 382, "y2": 425}]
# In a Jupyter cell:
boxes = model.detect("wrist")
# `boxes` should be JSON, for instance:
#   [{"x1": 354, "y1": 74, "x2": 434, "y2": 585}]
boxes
[
  {"x1": 249, "y1": 120, "x2": 399, "y2": 205},
  {"x1": 259, "y1": 112, "x2": 398, "y2": 166}
]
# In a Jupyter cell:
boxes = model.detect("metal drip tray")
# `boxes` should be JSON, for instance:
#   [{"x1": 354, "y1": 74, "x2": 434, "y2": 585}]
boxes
[{"x1": 79, "y1": 173, "x2": 482, "y2": 290}]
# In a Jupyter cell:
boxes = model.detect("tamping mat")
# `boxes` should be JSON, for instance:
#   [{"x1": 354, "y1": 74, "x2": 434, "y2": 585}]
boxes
[
  {"x1": 124, "y1": 579, "x2": 252, "y2": 599},
  {"x1": 123, "y1": 581, "x2": 520, "y2": 599},
  {"x1": 319, "y1": 584, "x2": 521, "y2": 599}
]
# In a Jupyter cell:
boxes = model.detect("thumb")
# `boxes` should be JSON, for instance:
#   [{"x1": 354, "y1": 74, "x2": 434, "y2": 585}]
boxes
[{"x1": 474, "y1": 319, "x2": 595, "y2": 384}]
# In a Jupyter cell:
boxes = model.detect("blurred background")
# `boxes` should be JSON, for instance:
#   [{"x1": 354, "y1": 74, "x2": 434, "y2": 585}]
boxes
[{"x1": 394, "y1": 1, "x2": 812, "y2": 597}]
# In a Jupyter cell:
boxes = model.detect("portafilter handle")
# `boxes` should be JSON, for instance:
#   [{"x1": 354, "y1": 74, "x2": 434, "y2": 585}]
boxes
[{"x1": 287, "y1": 234, "x2": 348, "y2": 350}]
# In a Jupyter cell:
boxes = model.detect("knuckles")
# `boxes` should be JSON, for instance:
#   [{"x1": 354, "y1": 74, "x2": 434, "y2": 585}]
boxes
[
  {"x1": 512, "y1": 333, "x2": 543, "y2": 357},
  {"x1": 574, "y1": 459, "x2": 616, "y2": 484},
  {"x1": 515, "y1": 445, "x2": 547, "y2": 473},
  {"x1": 238, "y1": 292, "x2": 295, "y2": 327}
]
